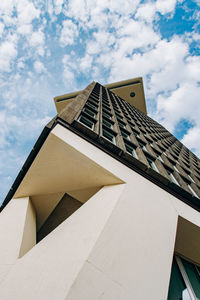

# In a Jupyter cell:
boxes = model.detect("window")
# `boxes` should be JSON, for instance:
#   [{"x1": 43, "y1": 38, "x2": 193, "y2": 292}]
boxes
[
  {"x1": 131, "y1": 128, "x2": 139, "y2": 137},
  {"x1": 188, "y1": 174, "x2": 195, "y2": 183},
  {"x1": 140, "y1": 128, "x2": 146, "y2": 134},
  {"x1": 87, "y1": 101, "x2": 98, "y2": 110},
  {"x1": 102, "y1": 111, "x2": 112, "y2": 120},
  {"x1": 168, "y1": 256, "x2": 200, "y2": 300},
  {"x1": 146, "y1": 156, "x2": 158, "y2": 172},
  {"x1": 89, "y1": 95, "x2": 99, "y2": 103},
  {"x1": 102, "y1": 103, "x2": 111, "y2": 111},
  {"x1": 102, "y1": 129, "x2": 115, "y2": 144},
  {"x1": 187, "y1": 184, "x2": 199, "y2": 198},
  {"x1": 118, "y1": 120, "x2": 126, "y2": 128},
  {"x1": 125, "y1": 143, "x2": 137, "y2": 158},
  {"x1": 138, "y1": 141, "x2": 147, "y2": 151},
  {"x1": 184, "y1": 170, "x2": 195, "y2": 184},
  {"x1": 121, "y1": 130, "x2": 130, "y2": 140},
  {"x1": 174, "y1": 165, "x2": 179, "y2": 173},
  {"x1": 79, "y1": 115, "x2": 94, "y2": 129},
  {"x1": 115, "y1": 112, "x2": 123, "y2": 119},
  {"x1": 83, "y1": 107, "x2": 96, "y2": 118},
  {"x1": 166, "y1": 169, "x2": 179, "y2": 185},
  {"x1": 102, "y1": 118, "x2": 113, "y2": 129},
  {"x1": 158, "y1": 156, "x2": 164, "y2": 163}
]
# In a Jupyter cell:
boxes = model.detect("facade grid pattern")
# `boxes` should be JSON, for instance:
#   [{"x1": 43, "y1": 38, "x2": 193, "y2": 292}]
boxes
[{"x1": 72, "y1": 82, "x2": 200, "y2": 200}]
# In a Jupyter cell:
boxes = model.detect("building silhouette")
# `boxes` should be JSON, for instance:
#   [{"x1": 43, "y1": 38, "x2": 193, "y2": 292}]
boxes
[{"x1": 0, "y1": 78, "x2": 200, "y2": 299}]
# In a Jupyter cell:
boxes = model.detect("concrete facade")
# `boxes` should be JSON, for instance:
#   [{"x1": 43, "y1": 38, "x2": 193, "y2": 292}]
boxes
[{"x1": 0, "y1": 125, "x2": 199, "y2": 299}]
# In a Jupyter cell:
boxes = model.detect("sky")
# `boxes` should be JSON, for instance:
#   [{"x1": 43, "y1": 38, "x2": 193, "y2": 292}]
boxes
[{"x1": 0, "y1": 0, "x2": 200, "y2": 204}]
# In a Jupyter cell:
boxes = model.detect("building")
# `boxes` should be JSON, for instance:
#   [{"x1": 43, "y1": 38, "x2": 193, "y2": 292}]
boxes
[{"x1": 0, "y1": 78, "x2": 200, "y2": 299}]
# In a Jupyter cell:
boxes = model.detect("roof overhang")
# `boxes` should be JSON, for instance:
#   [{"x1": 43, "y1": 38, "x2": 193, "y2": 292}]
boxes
[
  {"x1": 54, "y1": 77, "x2": 147, "y2": 115},
  {"x1": 13, "y1": 124, "x2": 123, "y2": 199}
]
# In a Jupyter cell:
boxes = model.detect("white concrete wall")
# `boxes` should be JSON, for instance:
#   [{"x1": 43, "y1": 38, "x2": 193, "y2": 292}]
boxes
[
  {"x1": 0, "y1": 185, "x2": 125, "y2": 299},
  {"x1": 65, "y1": 182, "x2": 178, "y2": 300},
  {"x1": 0, "y1": 197, "x2": 36, "y2": 285},
  {"x1": 0, "y1": 125, "x2": 199, "y2": 299}
]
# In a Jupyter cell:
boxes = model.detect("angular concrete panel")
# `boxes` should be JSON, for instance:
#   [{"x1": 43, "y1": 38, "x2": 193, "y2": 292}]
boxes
[
  {"x1": 0, "y1": 184, "x2": 125, "y2": 300},
  {"x1": 0, "y1": 197, "x2": 36, "y2": 283},
  {"x1": 65, "y1": 182, "x2": 179, "y2": 300}
]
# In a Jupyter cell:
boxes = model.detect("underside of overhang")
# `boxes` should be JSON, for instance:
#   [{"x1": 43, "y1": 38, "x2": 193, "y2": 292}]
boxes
[
  {"x1": 12, "y1": 125, "x2": 124, "y2": 229},
  {"x1": 13, "y1": 126, "x2": 123, "y2": 198}
]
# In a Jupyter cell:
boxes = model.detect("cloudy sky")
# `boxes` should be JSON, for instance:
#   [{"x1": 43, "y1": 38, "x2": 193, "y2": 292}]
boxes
[{"x1": 0, "y1": 0, "x2": 200, "y2": 204}]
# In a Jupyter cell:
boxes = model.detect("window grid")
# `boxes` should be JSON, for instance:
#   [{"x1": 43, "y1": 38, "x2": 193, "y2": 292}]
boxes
[
  {"x1": 102, "y1": 128, "x2": 115, "y2": 144},
  {"x1": 79, "y1": 115, "x2": 94, "y2": 130}
]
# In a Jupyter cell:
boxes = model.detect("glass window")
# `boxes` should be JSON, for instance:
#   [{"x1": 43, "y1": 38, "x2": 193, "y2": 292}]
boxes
[
  {"x1": 118, "y1": 120, "x2": 126, "y2": 128},
  {"x1": 168, "y1": 256, "x2": 200, "y2": 300},
  {"x1": 139, "y1": 142, "x2": 147, "y2": 151},
  {"x1": 181, "y1": 258, "x2": 200, "y2": 299},
  {"x1": 166, "y1": 169, "x2": 179, "y2": 185},
  {"x1": 115, "y1": 112, "x2": 123, "y2": 119},
  {"x1": 83, "y1": 107, "x2": 96, "y2": 118},
  {"x1": 174, "y1": 165, "x2": 179, "y2": 173},
  {"x1": 158, "y1": 156, "x2": 164, "y2": 163},
  {"x1": 188, "y1": 174, "x2": 195, "y2": 183},
  {"x1": 79, "y1": 115, "x2": 94, "y2": 129},
  {"x1": 87, "y1": 101, "x2": 98, "y2": 110},
  {"x1": 102, "y1": 119, "x2": 113, "y2": 129},
  {"x1": 168, "y1": 258, "x2": 191, "y2": 300},
  {"x1": 102, "y1": 111, "x2": 112, "y2": 120},
  {"x1": 121, "y1": 130, "x2": 130, "y2": 140},
  {"x1": 102, "y1": 103, "x2": 111, "y2": 111},
  {"x1": 146, "y1": 156, "x2": 158, "y2": 172},
  {"x1": 187, "y1": 184, "x2": 199, "y2": 198},
  {"x1": 125, "y1": 143, "x2": 137, "y2": 158},
  {"x1": 102, "y1": 129, "x2": 115, "y2": 144}
]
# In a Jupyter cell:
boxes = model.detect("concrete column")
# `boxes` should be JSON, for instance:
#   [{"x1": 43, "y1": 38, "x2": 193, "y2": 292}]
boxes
[{"x1": 0, "y1": 197, "x2": 36, "y2": 284}]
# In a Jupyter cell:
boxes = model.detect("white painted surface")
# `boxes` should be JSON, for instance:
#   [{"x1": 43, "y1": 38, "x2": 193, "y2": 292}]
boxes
[
  {"x1": 0, "y1": 184, "x2": 125, "y2": 299},
  {"x1": 66, "y1": 182, "x2": 178, "y2": 300},
  {"x1": 0, "y1": 197, "x2": 36, "y2": 284},
  {"x1": 19, "y1": 199, "x2": 36, "y2": 258},
  {"x1": 0, "y1": 125, "x2": 199, "y2": 299}
]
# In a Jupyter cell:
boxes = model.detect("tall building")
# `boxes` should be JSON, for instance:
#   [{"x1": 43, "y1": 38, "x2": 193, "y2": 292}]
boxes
[{"x1": 0, "y1": 78, "x2": 200, "y2": 299}]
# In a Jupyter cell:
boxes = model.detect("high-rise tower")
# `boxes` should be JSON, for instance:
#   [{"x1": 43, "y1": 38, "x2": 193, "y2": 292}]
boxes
[{"x1": 0, "y1": 78, "x2": 200, "y2": 299}]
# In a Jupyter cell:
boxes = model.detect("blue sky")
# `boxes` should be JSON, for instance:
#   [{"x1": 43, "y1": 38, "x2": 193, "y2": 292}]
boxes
[{"x1": 0, "y1": 0, "x2": 200, "y2": 204}]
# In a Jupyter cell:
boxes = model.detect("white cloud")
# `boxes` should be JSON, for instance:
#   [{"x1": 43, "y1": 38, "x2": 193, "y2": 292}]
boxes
[
  {"x1": 29, "y1": 30, "x2": 45, "y2": 56},
  {"x1": 0, "y1": 0, "x2": 14, "y2": 16},
  {"x1": 29, "y1": 30, "x2": 44, "y2": 47},
  {"x1": 17, "y1": 0, "x2": 40, "y2": 24},
  {"x1": 54, "y1": 0, "x2": 64, "y2": 15},
  {"x1": 135, "y1": 3, "x2": 156, "y2": 23},
  {"x1": 62, "y1": 54, "x2": 76, "y2": 86},
  {"x1": 60, "y1": 20, "x2": 78, "y2": 47},
  {"x1": 156, "y1": 0, "x2": 177, "y2": 15},
  {"x1": 86, "y1": 30, "x2": 115, "y2": 55},
  {"x1": 182, "y1": 127, "x2": 200, "y2": 157},
  {"x1": 155, "y1": 83, "x2": 200, "y2": 132},
  {"x1": 79, "y1": 54, "x2": 93, "y2": 72},
  {"x1": 0, "y1": 22, "x2": 5, "y2": 37},
  {"x1": 0, "y1": 41, "x2": 17, "y2": 72},
  {"x1": 34, "y1": 60, "x2": 46, "y2": 73},
  {"x1": 17, "y1": 60, "x2": 25, "y2": 69},
  {"x1": 17, "y1": 24, "x2": 32, "y2": 35}
]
